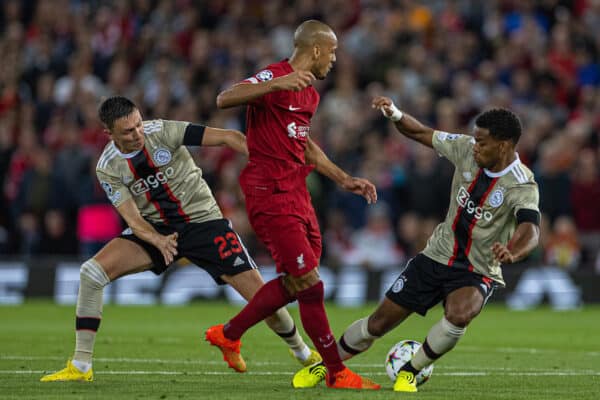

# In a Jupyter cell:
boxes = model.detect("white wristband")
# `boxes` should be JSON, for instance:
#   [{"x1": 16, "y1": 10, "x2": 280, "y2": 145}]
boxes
[{"x1": 383, "y1": 102, "x2": 404, "y2": 122}]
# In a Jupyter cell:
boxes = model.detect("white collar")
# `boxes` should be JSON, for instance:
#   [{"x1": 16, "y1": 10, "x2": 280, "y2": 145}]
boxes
[
  {"x1": 484, "y1": 153, "x2": 520, "y2": 178},
  {"x1": 111, "y1": 141, "x2": 141, "y2": 159}
]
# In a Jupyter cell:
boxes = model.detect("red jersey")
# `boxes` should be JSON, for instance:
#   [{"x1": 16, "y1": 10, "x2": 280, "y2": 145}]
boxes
[{"x1": 239, "y1": 60, "x2": 319, "y2": 187}]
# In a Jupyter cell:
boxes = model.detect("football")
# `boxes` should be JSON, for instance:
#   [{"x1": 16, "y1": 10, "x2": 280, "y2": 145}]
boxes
[{"x1": 385, "y1": 339, "x2": 434, "y2": 385}]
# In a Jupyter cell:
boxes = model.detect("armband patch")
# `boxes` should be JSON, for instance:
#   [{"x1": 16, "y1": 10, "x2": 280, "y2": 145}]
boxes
[
  {"x1": 183, "y1": 124, "x2": 206, "y2": 146},
  {"x1": 516, "y1": 209, "x2": 540, "y2": 225}
]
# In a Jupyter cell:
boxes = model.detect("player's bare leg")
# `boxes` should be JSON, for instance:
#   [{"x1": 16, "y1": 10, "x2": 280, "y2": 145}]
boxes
[
  {"x1": 394, "y1": 287, "x2": 481, "y2": 392},
  {"x1": 41, "y1": 239, "x2": 152, "y2": 382},
  {"x1": 339, "y1": 298, "x2": 413, "y2": 360},
  {"x1": 223, "y1": 270, "x2": 321, "y2": 365}
]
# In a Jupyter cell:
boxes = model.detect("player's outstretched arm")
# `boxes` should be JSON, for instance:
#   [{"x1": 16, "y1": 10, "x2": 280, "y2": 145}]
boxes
[
  {"x1": 492, "y1": 222, "x2": 540, "y2": 264},
  {"x1": 116, "y1": 199, "x2": 178, "y2": 265},
  {"x1": 372, "y1": 96, "x2": 435, "y2": 148},
  {"x1": 216, "y1": 71, "x2": 316, "y2": 108},
  {"x1": 201, "y1": 127, "x2": 248, "y2": 155},
  {"x1": 305, "y1": 137, "x2": 377, "y2": 204}
]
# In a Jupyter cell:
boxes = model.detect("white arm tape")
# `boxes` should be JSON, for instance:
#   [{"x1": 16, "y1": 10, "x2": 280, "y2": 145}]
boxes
[{"x1": 382, "y1": 102, "x2": 404, "y2": 122}]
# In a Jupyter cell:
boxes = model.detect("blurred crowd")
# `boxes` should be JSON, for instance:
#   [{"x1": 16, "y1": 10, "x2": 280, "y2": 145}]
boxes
[{"x1": 0, "y1": 0, "x2": 599, "y2": 275}]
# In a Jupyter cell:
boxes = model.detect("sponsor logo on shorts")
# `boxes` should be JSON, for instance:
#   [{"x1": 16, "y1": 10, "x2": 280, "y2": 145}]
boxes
[
  {"x1": 233, "y1": 256, "x2": 245, "y2": 267},
  {"x1": 153, "y1": 148, "x2": 172, "y2": 166}
]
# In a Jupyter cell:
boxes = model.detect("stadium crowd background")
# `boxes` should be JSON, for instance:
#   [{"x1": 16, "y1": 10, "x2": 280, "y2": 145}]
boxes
[{"x1": 0, "y1": 0, "x2": 598, "y2": 282}]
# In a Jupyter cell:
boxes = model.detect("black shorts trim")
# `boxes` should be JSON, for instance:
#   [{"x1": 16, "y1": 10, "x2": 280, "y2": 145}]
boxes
[
  {"x1": 119, "y1": 218, "x2": 256, "y2": 284},
  {"x1": 385, "y1": 254, "x2": 498, "y2": 316}
]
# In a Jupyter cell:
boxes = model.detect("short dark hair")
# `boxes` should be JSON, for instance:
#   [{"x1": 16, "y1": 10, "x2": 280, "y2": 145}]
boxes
[
  {"x1": 98, "y1": 96, "x2": 137, "y2": 129},
  {"x1": 474, "y1": 108, "x2": 522, "y2": 144}
]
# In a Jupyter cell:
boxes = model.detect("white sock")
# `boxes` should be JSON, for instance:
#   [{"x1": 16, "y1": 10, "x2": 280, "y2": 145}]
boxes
[
  {"x1": 266, "y1": 308, "x2": 311, "y2": 359},
  {"x1": 73, "y1": 259, "x2": 110, "y2": 365},
  {"x1": 411, "y1": 317, "x2": 466, "y2": 370},
  {"x1": 71, "y1": 359, "x2": 92, "y2": 373},
  {"x1": 294, "y1": 346, "x2": 312, "y2": 361},
  {"x1": 338, "y1": 318, "x2": 378, "y2": 360}
]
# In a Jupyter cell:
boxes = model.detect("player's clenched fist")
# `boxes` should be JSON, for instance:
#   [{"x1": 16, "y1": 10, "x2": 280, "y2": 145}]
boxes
[
  {"x1": 273, "y1": 71, "x2": 316, "y2": 92},
  {"x1": 157, "y1": 232, "x2": 179, "y2": 265},
  {"x1": 372, "y1": 96, "x2": 404, "y2": 121},
  {"x1": 491, "y1": 242, "x2": 515, "y2": 264}
]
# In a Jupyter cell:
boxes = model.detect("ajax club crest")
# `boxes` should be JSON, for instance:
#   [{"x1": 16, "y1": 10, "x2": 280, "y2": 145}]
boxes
[
  {"x1": 153, "y1": 148, "x2": 171, "y2": 166},
  {"x1": 488, "y1": 189, "x2": 504, "y2": 208},
  {"x1": 392, "y1": 276, "x2": 406, "y2": 293}
]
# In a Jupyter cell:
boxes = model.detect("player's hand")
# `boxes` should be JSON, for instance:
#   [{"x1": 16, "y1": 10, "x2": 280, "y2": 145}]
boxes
[
  {"x1": 372, "y1": 96, "x2": 395, "y2": 117},
  {"x1": 341, "y1": 176, "x2": 378, "y2": 204},
  {"x1": 156, "y1": 232, "x2": 179, "y2": 265},
  {"x1": 492, "y1": 242, "x2": 516, "y2": 264},
  {"x1": 272, "y1": 71, "x2": 316, "y2": 92}
]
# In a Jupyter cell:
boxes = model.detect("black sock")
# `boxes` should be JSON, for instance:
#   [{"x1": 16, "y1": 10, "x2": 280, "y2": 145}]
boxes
[{"x1": 400, "y1": 360, "x2": 420, "y2": 375}]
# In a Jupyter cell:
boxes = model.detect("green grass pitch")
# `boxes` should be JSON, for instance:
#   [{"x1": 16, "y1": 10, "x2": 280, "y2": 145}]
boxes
[{"x1": 1, "y1": 301, "x2": 598, "y2": 399}]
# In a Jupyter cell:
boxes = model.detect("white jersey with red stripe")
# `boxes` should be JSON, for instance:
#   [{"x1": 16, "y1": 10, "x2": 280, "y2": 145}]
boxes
[
  {"x1": 96, "y1": 119, "x2": 222, "y2": 228},
  {"x1": 421, "y1": 131, "x2": 539, "y2": 286}
]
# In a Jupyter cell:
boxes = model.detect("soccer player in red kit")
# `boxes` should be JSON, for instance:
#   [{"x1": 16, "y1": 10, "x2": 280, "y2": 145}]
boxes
[{"x1": 205, "y1": 20, "x2": 380, "y2": 390}]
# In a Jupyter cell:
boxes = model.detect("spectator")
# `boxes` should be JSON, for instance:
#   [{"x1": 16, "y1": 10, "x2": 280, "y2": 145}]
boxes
[
  {"x1": 13, "y1": 148, "x2": 63, "y2": 221},
  {"x1": 536, "y1": 139, "x2": 572, "y2": 222},
  {"x1": 507, "y1": 215, "x2": 582, "y2": 310},
  {"x1": 344, "y1": 202, "x2": 404, "y2": 272},
  {"x1": 323, "y1": 208, "x2": 354, "y2": 272},
  {"x1": 570, "y1": 148, "x2": 600, "y2": 265},
  {"x1": 0, "y1": 0, "x2": 596, "y2": 275},
  {"x1": 38, "y1": 209, "x2": 78, "y2": 256}
]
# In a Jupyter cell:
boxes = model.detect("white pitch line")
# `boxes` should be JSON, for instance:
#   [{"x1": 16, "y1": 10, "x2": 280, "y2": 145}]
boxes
[
  {"x1": 0, "y1": 355, "x2": 252, "y2": 366},
  {"x1": 0, "y1": 355, "x2": 294, "y2": 366},
  {"x1": 2, "y1": 370, "x2": 600, "y2": 377},
  {"x1": 2, "y1": 355, "x2": 599, "y2": 375},
  {"x1": 460, "y1": 346, "x2": 600, "y2": 357}
]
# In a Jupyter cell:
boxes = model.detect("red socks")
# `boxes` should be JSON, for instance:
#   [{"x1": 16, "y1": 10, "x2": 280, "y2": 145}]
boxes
[
  {"x1": 296, "y1": 281, "x2": 344, "y2": 374},
  {"x1": 223, "y1": 277, "x2": 344, "y2": 375},
  {"x1": 223, "y1": 277, "x2": 293, "y2": 340}
]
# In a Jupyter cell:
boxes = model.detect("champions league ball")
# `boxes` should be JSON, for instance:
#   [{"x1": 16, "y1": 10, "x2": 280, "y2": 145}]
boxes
[{"x1": 385, "y1": 340, "x2": 434, "y2": 385}]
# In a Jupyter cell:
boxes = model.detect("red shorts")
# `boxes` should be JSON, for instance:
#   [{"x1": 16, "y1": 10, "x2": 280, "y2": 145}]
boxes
[{"x1": 242, "y1": 181, "x2": 322, "y2": 277}]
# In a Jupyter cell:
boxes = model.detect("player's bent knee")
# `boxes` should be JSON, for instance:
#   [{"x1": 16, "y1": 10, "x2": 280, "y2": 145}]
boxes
[
  {"x1": 80, "y1": 258, "x2": 111, "y2": 289},
  {"x1": 444, "y1": 310, "x2": 475, "y2": 328},
  {"x1": 445, "y1": 299, "x2": 482, "y2": 327},
  {"x1": 367, "y1": 312, "x2": 395, "y2": 337},
  {"x1": 283, "y1": 269, "x2": 320, "y2": 294}
]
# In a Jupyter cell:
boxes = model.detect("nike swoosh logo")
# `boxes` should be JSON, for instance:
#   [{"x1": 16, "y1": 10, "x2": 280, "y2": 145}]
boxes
[
  {"x1": 288, "y1": 105, "x2": 301, "y2": 111},
  {"x1": 322, "y1": 340, "x2": 335, "y2": 348}
]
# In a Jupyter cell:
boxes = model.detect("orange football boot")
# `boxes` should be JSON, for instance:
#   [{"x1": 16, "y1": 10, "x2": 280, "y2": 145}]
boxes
[
  {"x1": 205, "y1": 324, "x2": 246, "y2": 372},
  {"x1": 326, "y1": 367, "x2": 380, "y2": 390}
]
